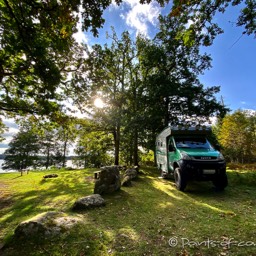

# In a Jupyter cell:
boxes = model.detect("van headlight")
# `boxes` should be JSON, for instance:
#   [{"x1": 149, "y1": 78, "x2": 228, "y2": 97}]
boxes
[
  {"x1": 217, "y1": 153, "x2": 225, "y2": 160},
  {"x1": 180, "y1": 152, "x2": 192, "y2": 160}
]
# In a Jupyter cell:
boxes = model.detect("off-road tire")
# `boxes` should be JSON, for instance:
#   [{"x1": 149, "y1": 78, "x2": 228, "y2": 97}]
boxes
[
  {"x1": 212, "y1": 173, "x2": 228, "y2": 191},
  {"x1": 174, "y1": 167, "x2": 187, "y2": 191}
]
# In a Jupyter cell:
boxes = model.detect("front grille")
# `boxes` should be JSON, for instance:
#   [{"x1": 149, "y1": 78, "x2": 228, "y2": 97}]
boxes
[{"x1": 188, "y1": 161, "x2": 225, "y2": 170}]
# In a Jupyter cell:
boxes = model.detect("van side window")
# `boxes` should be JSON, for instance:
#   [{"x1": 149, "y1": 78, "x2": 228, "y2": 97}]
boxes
[{"x1": 168, "y1": 138, "x2": 175, "y2": 152}]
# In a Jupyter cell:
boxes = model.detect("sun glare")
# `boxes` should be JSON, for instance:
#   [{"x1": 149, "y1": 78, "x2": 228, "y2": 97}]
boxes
[{"x1": 94, "y1": 98, "x2": 104, "y2": 108}]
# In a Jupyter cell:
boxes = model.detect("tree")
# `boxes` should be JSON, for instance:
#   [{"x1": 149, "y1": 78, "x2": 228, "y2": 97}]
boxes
[
  {"x1": 35, "y1": 122, "x2": 65, "y2": 169},
  {"x1": 79, "y1": 20, "x2": 228, "y2": 166},
  {"x1": 0, "y1": 0, "x2": 79, "y2": 114},
  {"x1": 170, "y1": 0, "x2": 256, "y2": 47},
  {"x1": 217, "y1": 110, "x2": 256, "y2": 163},
  {"x1": 11, "y1": 115, "x2": 79, "y2": 169},
  {"x1": 135, "y1": 16, "x2": 228, "y2": 151},
  {"x1": 82, "y1": 29, "x2": 138, "y2": 165},
  {"x1": 0, "y1": 0, "x2": 168, "y2": 116},
  {"x1": 3, "y1": 125, "x2": 40, "y2": 173},
  {"x1": 55, "y1": 117, "x2": 78, "y2": 168},
  {"x1": 75, "y1": 129, "x2": 113, "y2": 168}
]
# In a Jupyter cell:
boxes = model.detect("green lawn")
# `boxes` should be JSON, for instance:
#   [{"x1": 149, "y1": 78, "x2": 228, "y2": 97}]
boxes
[{"x1": 0, "y1": 166, "x2": 256, "y2": 256}]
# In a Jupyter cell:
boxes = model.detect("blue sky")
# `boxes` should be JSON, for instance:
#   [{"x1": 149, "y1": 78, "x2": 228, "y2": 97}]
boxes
[
  {"x1": 76, "y1": 0, "x2": 256, "y2": 112},
  {"x1": 200, "y1": 5, "x2": 256, "y2": 111}
]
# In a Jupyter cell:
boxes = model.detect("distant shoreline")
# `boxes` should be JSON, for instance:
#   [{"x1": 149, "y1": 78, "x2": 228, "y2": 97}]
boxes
[{"x1": 0, "y1": 159, "x2": 77, "y2": 173}]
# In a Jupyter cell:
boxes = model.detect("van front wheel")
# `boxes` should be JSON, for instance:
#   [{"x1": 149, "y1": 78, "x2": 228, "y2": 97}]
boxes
[
  {"x1": 212, "y1": 173, "x2": 228, "y2": 191},
  {"x1": 174, "y1": 167, "x2": 187, "y2": 191}
]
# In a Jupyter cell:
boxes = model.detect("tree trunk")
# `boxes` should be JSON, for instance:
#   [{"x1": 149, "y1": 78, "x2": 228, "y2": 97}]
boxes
[
  {"x1": 133, "y1": 126, "x2": 139, "y2": 166},
  {"x1": 62, "y1": 139, "x2": 67, "y2": 168},
  {"x1": 46, "y1": 147, "x2": 50, "y2": 169},
  {"x1": 113, "y1": 124, "x2": 120, "y2": 166},
  {"x1": 164, "y1": 97, "x2": 170, "y2": 126}
]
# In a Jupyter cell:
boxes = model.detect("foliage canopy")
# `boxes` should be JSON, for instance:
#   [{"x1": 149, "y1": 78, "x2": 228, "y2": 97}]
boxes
[
  {"x1": 0, "y1": 0, "x2": 169, "y2": 116},
  {"x1": 170, "y1": 0, "x2": 256, "y2": 47},
  {"x1": 217, "y1": 110, "x2": 256, "y2": 163}
]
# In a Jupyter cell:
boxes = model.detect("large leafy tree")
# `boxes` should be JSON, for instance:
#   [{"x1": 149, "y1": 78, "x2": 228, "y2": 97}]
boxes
[
  {"x1": 0, "y1": 0, "x2": 79, "y2": 114},
  {"x1": 82, "y1": 29, "x2": 137, "y2": 165},
  {"x1": 136, "y1": 15, "x2": 228, "y2": 151},
  {"x1": 0, "y1": 0, "x2": 168, "y2": 116}
]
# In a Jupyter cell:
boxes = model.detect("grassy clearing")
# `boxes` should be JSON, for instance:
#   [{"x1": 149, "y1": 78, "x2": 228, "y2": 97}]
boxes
[{"x1": 0, "y1": 166, "x2": 256, "y2": 256}]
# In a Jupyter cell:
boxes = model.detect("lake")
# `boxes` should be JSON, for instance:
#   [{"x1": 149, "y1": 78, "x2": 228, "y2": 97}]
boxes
[
  {"x1": 0, "y1": 159, "x2": 77, "y2": 173},
  {"x1": 0, "y1": 159, "x2": 15, "y2": 173}
]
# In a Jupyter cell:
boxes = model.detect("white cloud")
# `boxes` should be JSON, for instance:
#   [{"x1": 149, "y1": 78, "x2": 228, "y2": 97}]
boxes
[
  {"x1": 109, "y1": 0, "x2": 120, "y2": 10},
  {"x1": 73, "y1": 7, "x2": 89, "y2": 44},
  {"x1": 73, "y1": 29, "x2": 88, "y2": 45},
  {"x1": 0, "y1": 119, "x2": 19, "y2": 154},
  {"x1": 121, "y1": 0, "x2": 161, "y2": 37}
]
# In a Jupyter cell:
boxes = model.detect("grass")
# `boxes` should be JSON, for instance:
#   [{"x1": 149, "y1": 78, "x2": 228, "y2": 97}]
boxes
[{"x1": 0, "y1": 165, "x2": 256, "y2": 256}]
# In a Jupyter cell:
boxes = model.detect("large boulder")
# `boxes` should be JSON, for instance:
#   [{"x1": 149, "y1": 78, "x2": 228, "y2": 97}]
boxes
[
  {"x1": 72, "y1": 194, "x2": 105, "y2": 211},
  {"x1": 94, "y1": 166, "x2": 121, "y2": 195},
  {"x1": 15, "y1": 211, "x2": 82, "y2": 238}
]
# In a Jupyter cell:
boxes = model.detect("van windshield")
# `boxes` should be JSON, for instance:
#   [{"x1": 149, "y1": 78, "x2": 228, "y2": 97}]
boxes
[{"x1": 174, "y1": 137, "x2": 213, "y2": 150}]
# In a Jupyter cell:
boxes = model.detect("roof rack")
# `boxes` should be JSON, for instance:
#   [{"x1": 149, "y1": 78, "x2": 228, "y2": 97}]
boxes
[{"x1": 157, "y1": 126, "x2": 212, "y2": 139}]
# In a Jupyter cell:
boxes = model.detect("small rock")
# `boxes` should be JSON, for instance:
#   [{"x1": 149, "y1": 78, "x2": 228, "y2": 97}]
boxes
[
  {"x1": 43, "y1": 174, "x2": 58, "y2": 179},
  {"x1": 72, "y1": 194, "x2": 106, "y2": 211}
]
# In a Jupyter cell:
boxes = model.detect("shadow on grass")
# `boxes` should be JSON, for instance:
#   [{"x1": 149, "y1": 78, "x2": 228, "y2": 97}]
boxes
[
  {"x1": 0, "y1": 169, "x2": 96, "y2": 233},
  {"x1": 1, "y1": 167, "x2": 256, "y2": 256},
  {"x1": 10, "y1": 176, "x2": 23, "y2": 180}
]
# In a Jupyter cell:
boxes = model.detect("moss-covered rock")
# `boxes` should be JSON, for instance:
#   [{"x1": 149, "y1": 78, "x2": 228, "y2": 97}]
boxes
[{"x1": 15, "y1": 211, "x2": 82, "y2": 238}]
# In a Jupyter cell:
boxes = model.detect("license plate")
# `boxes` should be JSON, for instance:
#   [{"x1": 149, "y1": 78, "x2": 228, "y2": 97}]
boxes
[{"x1": 203, "y1": 169, "x2": 215, "y2": 174}]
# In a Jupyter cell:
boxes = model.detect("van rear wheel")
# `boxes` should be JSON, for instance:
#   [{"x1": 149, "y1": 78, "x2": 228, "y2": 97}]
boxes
[{"x1": 174, "y1": 167, "x2": 187, "y2": 191}]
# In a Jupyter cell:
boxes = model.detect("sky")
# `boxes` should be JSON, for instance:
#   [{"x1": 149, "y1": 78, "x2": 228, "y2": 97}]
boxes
[{"x1": 1, "y1": 0, "x2": 256, "y2": 155}]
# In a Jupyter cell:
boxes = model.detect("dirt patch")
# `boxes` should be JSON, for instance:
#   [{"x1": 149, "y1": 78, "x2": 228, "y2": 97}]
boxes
[
  {"x1": 0, "y1": 181, "x2": 13, "y2": 208},
  {"x1": 0, "y1": 182, "x2": 10, "y2": 196},
  {"x1": 85, "y1": 176, "x2": 94, "y2": 182}
]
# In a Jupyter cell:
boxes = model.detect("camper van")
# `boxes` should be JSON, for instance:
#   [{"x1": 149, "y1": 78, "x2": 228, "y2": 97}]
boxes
[{"x1": 156, "y1": 126, "x2": 228, "y2": 191}]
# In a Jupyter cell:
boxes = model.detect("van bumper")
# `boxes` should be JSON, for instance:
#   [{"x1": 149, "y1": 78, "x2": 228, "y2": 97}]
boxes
[{"x1": 178, "y1": 159, "x2": 226, "y2": 181}]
